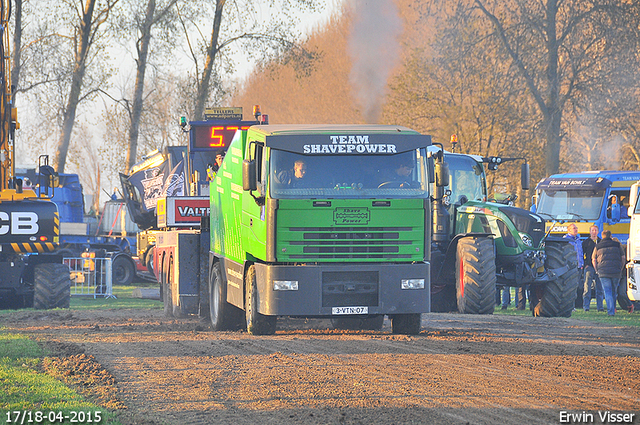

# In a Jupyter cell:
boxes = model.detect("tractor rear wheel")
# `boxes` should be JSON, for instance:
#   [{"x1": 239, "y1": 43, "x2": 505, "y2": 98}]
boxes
[
  {"x1": 456, "y1": 237, "x2": 496, "y2": 314},
  {"x1": 533, "y1": 241, "x2": 579, "y2": 317},
  {"x1": 34, "y1": 263, "x2": 71, "y2": 310}
]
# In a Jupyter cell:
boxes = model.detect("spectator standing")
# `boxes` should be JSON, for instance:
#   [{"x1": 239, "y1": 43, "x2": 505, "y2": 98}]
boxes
[
  {"x1": 612, "y1": 237, "x2": 634, "y2": 314},
  {"x1": 582, "y1": 225, "x2": 604, "y2": 312},
  {"x1": 592, "y1": 230, "x2": 625, "y2": 316},
  {"x1": 516, "y1": 286, "x2": 528, "y2": 310},
  {"x1": 497, "y1": 285, "x2": 510, "y2": 310},
  {"x1": 564, "y1": 223, "x2": 584, "y2": 308}
]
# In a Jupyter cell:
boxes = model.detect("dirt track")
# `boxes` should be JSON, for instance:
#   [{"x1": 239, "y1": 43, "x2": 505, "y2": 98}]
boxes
[{"x1": 2, "y1": 309, "x2": 639, "y2": 425}]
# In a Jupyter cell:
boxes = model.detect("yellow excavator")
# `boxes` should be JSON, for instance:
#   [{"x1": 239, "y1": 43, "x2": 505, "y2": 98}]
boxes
[{"x1": 0, "y1": 0, "x2": 70, "y2": 309}]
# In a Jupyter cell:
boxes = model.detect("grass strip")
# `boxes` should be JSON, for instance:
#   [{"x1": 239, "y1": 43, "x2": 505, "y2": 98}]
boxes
[
  {"x1": 0, "y1": 332, "x2": 120, "y2": 424},
  {"x1": 494, "y1": 301, "x2": 640, "y2": 327}
]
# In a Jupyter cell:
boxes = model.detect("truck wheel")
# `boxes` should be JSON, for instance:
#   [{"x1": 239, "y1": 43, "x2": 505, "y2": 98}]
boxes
[
  {"x1": 331, "y1": 315, "x2": 384, "y2": 331},
  {"x1": 163, "y1": 258, "x2": 174, "y2": 317},
  {"x1": 245, "y1": 265, "x2": 276, "y2": 335},
  {"x1": 112, "y1": 256, "x2": 135, "y2": 286},
  {"x1": 390, "y1": 314, "x2": 421, "y2": 335},
  {"x1": 456, "y1": 237, "x2": 496, "y2": 314},
  {"x1": 34, "y1": 263, "x2": 71, "y2": 310},
  {"x1": 533, "y1": 242, "x2": 579, "y2": 317},
  {"x1": 209, "y1": 262, "x2": 244, "y2": 331},
  {"x1": 145, "y1": 247, "x2": 155, "y2": 275}
]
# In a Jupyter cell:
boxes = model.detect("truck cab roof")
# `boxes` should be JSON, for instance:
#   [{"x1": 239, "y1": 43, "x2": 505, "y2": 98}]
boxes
[
  {"x1": 536, "y1": 170, "x2": 640, "y2": 189},
  {"x1": 246, "y1": 124, "x2": 431, "y2": 155},
  {"x1": 247, "y1": 124, "x2": 421, "y2": 136}
]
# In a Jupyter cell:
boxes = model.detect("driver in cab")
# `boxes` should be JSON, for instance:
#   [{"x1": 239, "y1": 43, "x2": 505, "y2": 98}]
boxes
[
  {"x1": 275, "y1": 159, "x2": 307, "y2": 188},
  {"x1": 379, "y1": 157, "x2": 415, "y2": 188}
]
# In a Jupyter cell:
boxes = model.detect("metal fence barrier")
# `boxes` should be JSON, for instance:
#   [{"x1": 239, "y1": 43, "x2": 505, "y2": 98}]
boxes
[{"x1": 63, "y1": 257, "x2": 115, "y2": 298}]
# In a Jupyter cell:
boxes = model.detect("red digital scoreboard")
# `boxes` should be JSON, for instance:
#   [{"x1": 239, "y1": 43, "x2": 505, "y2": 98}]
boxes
[{"x1": 191, "y1": 124, "x2": 251, "y2": 150}]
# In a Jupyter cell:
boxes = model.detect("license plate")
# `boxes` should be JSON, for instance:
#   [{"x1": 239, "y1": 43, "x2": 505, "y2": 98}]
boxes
[{"x1": 332, "y1": 306, "x2": 369, "y2": 315}]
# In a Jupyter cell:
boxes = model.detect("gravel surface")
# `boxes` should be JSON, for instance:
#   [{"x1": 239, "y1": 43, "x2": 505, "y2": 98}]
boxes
[{"x1": 2, "y1": 309, "x2": 639, "y2": 425}]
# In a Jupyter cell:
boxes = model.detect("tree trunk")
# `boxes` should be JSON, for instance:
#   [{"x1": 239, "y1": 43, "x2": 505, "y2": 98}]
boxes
[
  {"x1": 126, "y1": 0, "x2": 156, "y2": 171},
  {"x1": 543, "y1": 0, "x2": 561, "y2": 175},
  {"x1": 476, "y1": 0, "x2": 564, "y2": 176},
  {"x1": 11, "y1": 0, "x2": 22, "y2": 101},
  {"x1": 194, "y1": 0, "x2": 225, "y2": 120},
  {"x1": 544, "y1": 109, "x2": 562, "y2": 174},
  {"x1": 54, "y1": 0, "x2": 96, "y2": 173}
]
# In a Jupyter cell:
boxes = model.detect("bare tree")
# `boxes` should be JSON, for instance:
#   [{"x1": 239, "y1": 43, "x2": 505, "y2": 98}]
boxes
[
  {"x1": 472, "y1": 0, "x2": 640, "y2": 175},
  {"x1": 177, "y1": 0, "x2": 321, "y2": 120},
  {"x1": 67, "y1": 122, "x2": 101, "y2": 213},
  {"x1": 54, "y1": 0, "x2": 119, "y2": 173},
  {"x1": 10, "y1": 0, "x2": 22, "y2": 97},
  {"x1": 111, "y1": 0, "x2": 180, "y2": 171}
]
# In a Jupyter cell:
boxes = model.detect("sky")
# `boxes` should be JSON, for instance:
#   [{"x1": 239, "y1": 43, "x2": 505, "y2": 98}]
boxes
[
  {"x1": 108, "y1": 0, "x2": 343, "y2": 205},
  {"x1": 14, "y1": 0, "x2": 343, "y2": 209},
  {"x1": 228, "y1": 0, "x2": 342, "y2": 81}
]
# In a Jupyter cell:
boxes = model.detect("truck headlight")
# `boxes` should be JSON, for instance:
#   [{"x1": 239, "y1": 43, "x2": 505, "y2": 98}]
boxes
[
  {"x1": 273, "y1": 280, "x2": 298, "y2": 291},
  {"x1": 401, "y1": 279, "x2": 425, "y2": 289}
]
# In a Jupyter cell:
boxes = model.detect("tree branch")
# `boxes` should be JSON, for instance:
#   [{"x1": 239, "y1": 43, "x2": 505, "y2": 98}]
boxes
[{"x1": 474, "y1": 0, "x2": 549, "y2": 118}]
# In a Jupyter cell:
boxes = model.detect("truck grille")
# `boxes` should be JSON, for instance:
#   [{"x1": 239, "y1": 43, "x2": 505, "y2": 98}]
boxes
[
  {"x1": 322, "y1": 271, "x2": 379, "y2": 307},
  {"x1": 280, "y1": 226, "x2": 417, "y2": 261}
]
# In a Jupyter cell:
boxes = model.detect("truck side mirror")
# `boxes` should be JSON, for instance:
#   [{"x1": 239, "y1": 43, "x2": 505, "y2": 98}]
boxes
[
  {"x1": 242, "y1": 159, "x2": 257, "y2": 191},
  {"x1": 521, "y1": 163, "x2": 530, "y2": 191},
  {"x1": 435, "y1": 161, "x2": 449, "y2": 188},
  {"x1": 629, "y1": 183, "x2": 640, "y2": 217}
]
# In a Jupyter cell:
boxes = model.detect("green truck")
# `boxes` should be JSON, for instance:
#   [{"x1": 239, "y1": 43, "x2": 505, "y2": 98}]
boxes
[
  {"x1": 125, "y1": 114, "x2": 579, "y2": 335},
  {"x1": 208, "y1": 124, "x2": 433, "y2": 335}
]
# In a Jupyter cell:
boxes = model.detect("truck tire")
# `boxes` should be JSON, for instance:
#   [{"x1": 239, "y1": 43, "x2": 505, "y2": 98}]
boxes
[
  {"x1": 616, "y1": 277, "x2": 631, "y2": 311},
  {"x1": 112, "y1": 256, "x2": 135, "y2": 286},
  {"x1": 533, "y1": 242, "x2": 579, "y2": 317},
  {"x1": 34, "y1": 263, "x2": 71, "y2": 310},
  {"x1": 170, "y1": 259, "x2": 186, "y2": 318},
  {"x1": 145, "y1": 247, "x2": 155, "y2": 275},
  {"x1": 209, "y1": 262, "x2": 244, "y2": 331},
  {"x1": 331, "y1": 315, "x2": 384, "y2": 331},
  {"x1": 245, "y1": 265, "x2": 276, "y2": 335},
  {"x1": 456, "y1": 237, "x2": 496, "y2": 314},
  {"x1": 163, "y1": 258, "x2": 174, "y2": 317},
  {"x1": 390, "y1": 314, "x2": 421, "y2": 335}
]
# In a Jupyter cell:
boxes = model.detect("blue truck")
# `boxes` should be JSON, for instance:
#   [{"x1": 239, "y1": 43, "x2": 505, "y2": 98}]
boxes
[
  {"x1": 535, "y1": 170, "x2": 640, "y2": 245},
  {"x1": 18, "y1": 170, "x2": 138, "y2": 286}
]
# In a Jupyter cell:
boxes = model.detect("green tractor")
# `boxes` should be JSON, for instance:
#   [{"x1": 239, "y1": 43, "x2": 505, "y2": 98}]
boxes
[{"x1": 429, "y1": 146, "x2": 579, "y2": 317}]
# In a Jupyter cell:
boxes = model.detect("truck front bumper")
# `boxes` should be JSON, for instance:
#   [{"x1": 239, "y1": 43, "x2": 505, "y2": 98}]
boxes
[{"x1": 253, "y1": 262, "x2": 430, "y2": 316}]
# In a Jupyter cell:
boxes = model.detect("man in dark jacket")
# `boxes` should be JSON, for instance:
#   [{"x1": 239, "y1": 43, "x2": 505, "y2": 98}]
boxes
[
  {"x1": 592, "y1": 230, "x2": 625, "y2": 316},
  {"x1": 582, "y1": 225, "x2": 603, "y2": 312},
  {"x1": 564, "y1": 223, "x2": 584, "y2": 309}
]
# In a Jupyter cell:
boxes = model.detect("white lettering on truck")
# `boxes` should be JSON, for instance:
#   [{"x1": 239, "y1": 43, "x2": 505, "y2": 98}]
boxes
[
  {"x1": 0, "y1": 211, "x2": 40, "y2": 235},
  {"x1": 177, "y1": 206, "x2": 210, "y2": 217},
  {"x1": 303, "y1": 135, "x2": 396, "y2": 154}
]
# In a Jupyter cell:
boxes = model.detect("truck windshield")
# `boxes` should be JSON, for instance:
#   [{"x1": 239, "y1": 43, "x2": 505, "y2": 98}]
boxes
[
  {"x1": 269, "y1": 149, "x2": 428, "y2": 199},
  {"x1": 445, "y1": 155, "x2": 487, "y2": 204},
  {"x1": 537, "y1": 189, "x2": 605, "y2": 220}
]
